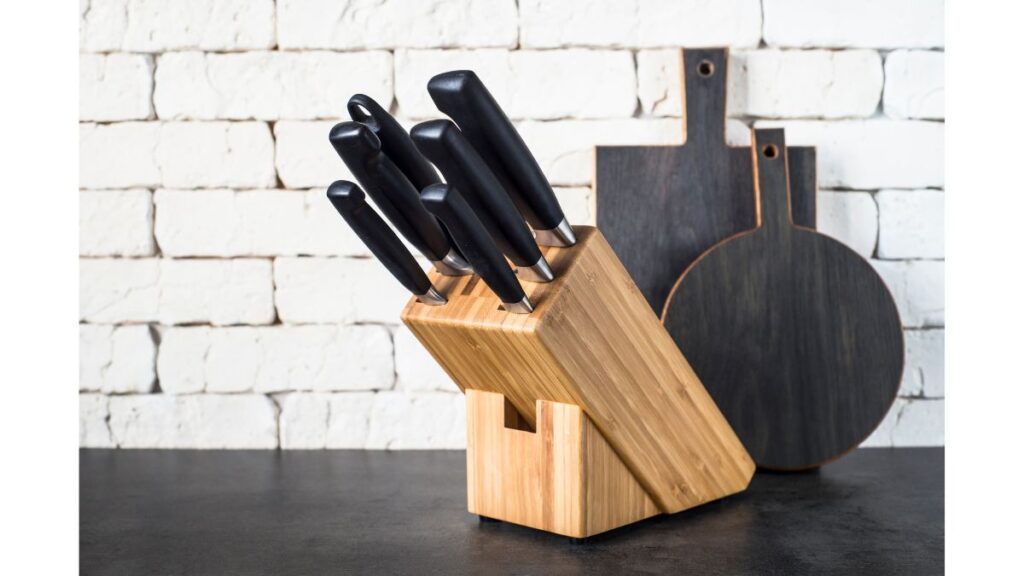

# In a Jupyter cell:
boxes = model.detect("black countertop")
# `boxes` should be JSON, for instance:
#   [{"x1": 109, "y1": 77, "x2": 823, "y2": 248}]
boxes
[{"x1": 80, "y1": 448, "x2": 943, "y2": 575}]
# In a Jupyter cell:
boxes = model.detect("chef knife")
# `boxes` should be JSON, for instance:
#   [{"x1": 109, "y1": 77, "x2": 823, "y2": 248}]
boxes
[
  {"x1": 329, "y1": 121, "x2": 472, "y2": 276},
  {"x1": 347, "y1": 94, "x2": 442, "y2": 192},
  {"x1": 410, "y1": 119, "x2": 553, "y2": 283},
  {"x1": 420, "y1": 183, "x2": 532, "y2": 314},
  {"x1": 427, "y1": 70, "x2": 576, "y2": 247},
  {"x1": 326, "y1": 180, "x2": 445, "y2": 306}
]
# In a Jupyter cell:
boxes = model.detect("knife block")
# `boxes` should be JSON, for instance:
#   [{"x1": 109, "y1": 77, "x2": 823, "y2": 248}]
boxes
[{"x1": 401, "y1": 226, "x2": 755, "y2": 538}]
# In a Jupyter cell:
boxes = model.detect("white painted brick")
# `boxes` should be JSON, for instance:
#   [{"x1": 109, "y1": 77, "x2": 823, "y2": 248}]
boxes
[
  {"x1": 154, "y1": 189, "x2": 366, "y2": 257},
  {"x1": 278, "y1": 393, "x2": 330, "y2": 449},
  {"x1": 80, "y1": 0, "x2": 275, "y2": 52},
  {"x1": 108, "y1": 394, "x2": 279, "y2": 449},
  {"x1": 861, "y1": 399, "x2": 944, "y2": 447},
  {"x1": 80, "y1": 394, "x2": 114, "y2": 448},
  {"x1": 555, "y1": 187, "x2": 595, "y2": 226},
  {"x1": 395, "y1": 49, "x2": 636, "y2": 120},
  {"x1": 277, "y1": 0, "x2": 517, "y2": 49},
  {"x1": 79, "y1": 325, "x2": 156, "y2": 394},
  {"x1": 900, "y1": 329, "x2": 944, "y2": 398},
  {"x1": 754, "y1": 120, "x2": 944, "y2": 189},
  {"x1": 274, "y1": 257, "x2": 413, "y2": 325},
  {"x1": 519, "y1": 0, "x2": 761, "y2": 48},
  {"x1": 325, "y1": 393, "x2": 375, "y2": 448},
  {"x1": 876, "y1": 190, "x2": 944, "y2": 259},
  {"x1": 274, "y1": 121, "x2": 356, "y2": 190},
  {"x1": 637, "y1": 50, "x2": 682, "y2": 117},
  {"x1": 366, "y1": 391, "x2": 465, "y2": 449},
  {"x1": 724, "y1": 119, "x2": 753, "y2": 147},
  {"x1": 516, "y1": 119, "x2": 682, "y2": 186},
  {"x1": 159, "y1": 325, "x2": 393, "y2": 394},
  {"x1": 80, "y1": 122, "x2": 276, "y2": 189},
  {"x1": 79, "y1": 54, "x2": 153, "y2": 121},
  {"x1": 154, "y1": 51, "x2": 392, "y2": 121},
  {"x1": 884, "y1": 50, "x2": 945, "y2": 120},
  {"x1": 394, "y1": 326, "x2": 458, "y2": 393},
  {"x1": 816, "y1": 191, "x2": 878, "y2": 259},
  {"x1": 80, "y1": 258, "x2": 275, "y2": 325},
  {"x1": 872, "y1": 260, "x2": 944, "y2": 328},
  {"x1": 80, "y1": 189, "x2": 155, "y2": 256},
  {"x1": 763, "y1": 0, "x2": 944, "y2": 48}
]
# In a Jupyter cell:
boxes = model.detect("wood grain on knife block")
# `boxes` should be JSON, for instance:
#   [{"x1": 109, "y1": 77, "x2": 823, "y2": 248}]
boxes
[
  {"x1": 401, "y1": 226, "x2": 754, "y2": 518},
  {"x1": 466, "y1": 389, "x2": 659, "y2": 538}
]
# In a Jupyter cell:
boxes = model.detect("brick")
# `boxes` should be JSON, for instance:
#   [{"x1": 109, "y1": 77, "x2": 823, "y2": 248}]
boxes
[
  {"x1": 395, "y1": 49, "x2": 636, "y2": 120},
  {"x1": 79, "y1": 54, "x2": 153, "y2": 121},
  {"x1": 79, "y1": 325, "x2": 156, "y2": 394},
  {"x1": 154, "y1": 51, "x2": 392, "y2": 121},
  {"x1": 274, "y1": 257, "x2": 414, "y2": 325},
  {"x1": 394, "y1": 326, "x2": 458, "y2": 393},
  {"x1": 366, "y1": 391, "x2": 465, "y2": 449},
  {"x1": 154, "y1": 189, "x2": 366, "y2": 257},
  {"x1": 516, "y1": 119, "x2": 682, "y2": 186},
  {"x1": 80, "y1": 122, "x2": 276, "y2": 189},
  {"x1": 519, "y1": 0, "x2": 761, "y2": 48},
  {"x1": 816, "y1": 191, "x2": 878, "y2": 258},
  {"x1": 884, "y1": 50, "x2": 945, "y2": 120},
  {"x1": 876, "y1": 190, "x2": 944, "y2": 259},
  {"x1": 637, "y1": 50, "x2": 683, "y2": 117},
  {"x1": 159, "y1": 325, "x2": 393, "y2": 394},
  {"x1": 900, "y1": 329, "x2": 944, "y2": 398},
  {"x1": 325, "y1": 393, "x2": 375, "y2": 448},
  {"x1": 763, "y1": 0, "x2": 944, "y2": 48},
  {"x1": 108, "y1": 394, "x2": 279, "y2": 449},
  {"x1": 80, "y1": 189, "x2": 155, "y2": 256},
  {"x1": 554, "y1": 187, "x2": 595, "y2": 226},
  {"x1": 274, "y1": 121, "x2": 357, "y2": 190},
  {"x1": 277, "y1": 0, "x2": 517, "y2": 49},
  {"x1": 871, "y1": 260, "x2": 944, "y2": 328},
  {"x1": 278, "y1": 392, "x2": 377, "y2": 449},
  {"x1": 80, "y1": 258, "x2": 275, "y2": 325},
  {"x1": 80, "y1": 0, "x2": 275, "y2": 52},
  {"x1": 861, "y1": 399, "x2": 944, "y2": 447},
  {"x1": 80, "y1": 394, "x2": 114, "y2": 448},
  {"x1": 754, "y1": 120, "x2": 944, "y2": 189}
]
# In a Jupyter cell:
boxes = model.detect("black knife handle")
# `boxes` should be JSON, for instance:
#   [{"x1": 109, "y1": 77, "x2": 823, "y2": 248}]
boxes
[
  {"x1": 326, "y1": 181, "x2": 445, "y2": 305},
  {"x1": 347, "y1": 94, "x2": 442, "y2": 192},
  {"x1": 421, "y1": 184, "x2": 532, "y2": 313},
  {"x1": 410, "y1": 120, "x2": 551, "y2": 281},
  {"x1": 427, "y1": 70, "x2": 575, "y2": 246}
]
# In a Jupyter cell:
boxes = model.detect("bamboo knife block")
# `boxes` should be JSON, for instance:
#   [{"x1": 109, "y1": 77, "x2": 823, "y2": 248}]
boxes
[{"x1": 401, "y1": 226, "x2": 754, "y2": 538}]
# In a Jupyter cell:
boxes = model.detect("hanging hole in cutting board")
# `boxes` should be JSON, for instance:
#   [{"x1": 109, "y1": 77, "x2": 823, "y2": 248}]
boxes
[
  {"x1": 762, "y1": 144, "x2": 779, "y2": 159},
  {"x1": 697, "y1": 60, "x2": 715, "y2": 77}
]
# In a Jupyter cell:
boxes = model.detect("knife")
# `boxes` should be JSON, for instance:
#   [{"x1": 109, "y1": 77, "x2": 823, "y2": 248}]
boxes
[
  {"x1": 347, "y1": 94, "x2": 442, "y2": 193},
  {"x1": 326, "y1": 181, "x2": 445, "y2": 306},
  {"x1": 410, "y1": 119, "x2": 554, "y2": 283},
  {"x1": 427, "y1": 70, "x2": 576, "y2": 247},
  {"x1": 420, "y1": 183, "x2": 532, "y2": 314},
  {"x1": 329, "y1": 121, "x2": 472, "y2": 276}
]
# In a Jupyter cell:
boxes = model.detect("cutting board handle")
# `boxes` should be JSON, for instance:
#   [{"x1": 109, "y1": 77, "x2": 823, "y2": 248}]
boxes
[
  {"x1": 752, "y1": 128, "x2": 794, "y2": 232},
  {"x1": 683, "y1": 48, "x2": 729, "y2": 147}
]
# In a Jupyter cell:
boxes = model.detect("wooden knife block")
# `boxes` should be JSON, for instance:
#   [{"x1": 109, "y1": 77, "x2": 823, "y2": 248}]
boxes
[{"x1": 401, "y1": 226, "x2": 754, "y2": 538}]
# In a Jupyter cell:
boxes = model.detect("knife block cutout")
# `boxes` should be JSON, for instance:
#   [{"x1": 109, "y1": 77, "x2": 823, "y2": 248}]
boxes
[{"x1": 402, "y1": 226, "x2": 754, "y2": 538}]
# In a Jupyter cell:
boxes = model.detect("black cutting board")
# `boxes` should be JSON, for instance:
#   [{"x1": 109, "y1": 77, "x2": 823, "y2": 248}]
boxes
[
  {"x1": 595, "y1": 48, "x2": 817, "y2": 315},
  {"x1": 662, "y1": 129, "x2": 903, "y2": 470}
]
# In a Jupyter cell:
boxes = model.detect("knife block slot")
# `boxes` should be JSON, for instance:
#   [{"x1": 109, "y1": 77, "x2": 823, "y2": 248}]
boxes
[{"x1": 401, "y1": 225, "x2": 755, "y2": 538}]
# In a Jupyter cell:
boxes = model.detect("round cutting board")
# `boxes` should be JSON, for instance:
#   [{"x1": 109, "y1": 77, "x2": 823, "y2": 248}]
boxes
[{"x1": 662, "y1": 129, "x2": 904, "y2": 470}]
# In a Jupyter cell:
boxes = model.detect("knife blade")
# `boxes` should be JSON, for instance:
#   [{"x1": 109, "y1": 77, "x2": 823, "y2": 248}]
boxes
[
  {"x1": 410, "y1": 119, "x2": 553, "y2": 283},
  {"x1": 329, "y1": 121, "x2": 472, "y2": 276},
  {"x1": 427, "y1": 70, "x2": 576, "y2": 247},
  {"x1": 347, "y1": 94, "x2": 442, "y2": 192},
  {"x1": 420, "y1": 183, "x2": 532, "y2": 314},
  {"x1": 326, "y1": 180, "x2": 445, "y2": 306}
]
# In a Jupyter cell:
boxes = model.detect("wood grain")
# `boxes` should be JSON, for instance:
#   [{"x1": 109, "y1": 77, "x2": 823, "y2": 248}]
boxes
[
  {"x1": 595, "y1": 48, "x2": 817, "y2": 314},
  {"x1": 402, "y1": 226, "x2": 755, "y2": 514},
  {"x1": 661, "y1": 129, "x2": 904, "y2": 470}
]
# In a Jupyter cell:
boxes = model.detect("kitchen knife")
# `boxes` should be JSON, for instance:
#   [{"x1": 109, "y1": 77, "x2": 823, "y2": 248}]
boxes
[
  {"x1": 410, "y1": 119, "x2": 553, "y2": 283},
  {"x1": 326, "y1": 180, "x2": 445, "y2": 306},
  {"x1": 347, "y1": 94, "x2": 442, "y2": 193},
  {"x1": 420, "y1": 183, "x2": 532, "y2": 314},
  {"x1": 329, "y1": 121, "x2": 472, "y2": 276},
  {"x1": 427, "y1": 70, "x2": 576, "y2": 247}
]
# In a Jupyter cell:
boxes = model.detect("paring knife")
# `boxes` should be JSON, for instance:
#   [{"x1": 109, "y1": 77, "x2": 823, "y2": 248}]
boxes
[
  {"x1": 427, "y1": 70, "x2": 576, "y2": 247},
  {"x1": 410, "y1": 119, "x2": 554, "y2": 283},
  {"x1": 329, "y1": 121, "x2": 472, "y2": 276},
  {"x1": 326, "y1": 181, "x2": 445, "y2": 306},
  {"x1": 421, "y1": 183, "x2": 533, "y2": 314},
  {"x1": 347, "y1": 94, "x2": 442, "y2": 193}
]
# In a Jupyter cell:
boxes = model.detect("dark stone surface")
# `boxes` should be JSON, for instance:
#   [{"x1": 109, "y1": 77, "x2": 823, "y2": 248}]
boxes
[{"x1": 80, "y1": 448, "x2": 943, "y2": 575}]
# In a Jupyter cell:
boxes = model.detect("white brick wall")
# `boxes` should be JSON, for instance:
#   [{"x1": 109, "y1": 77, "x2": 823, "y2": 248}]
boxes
[{"x1": 79, "y1": 0, "x2": 944, "y2": 449}]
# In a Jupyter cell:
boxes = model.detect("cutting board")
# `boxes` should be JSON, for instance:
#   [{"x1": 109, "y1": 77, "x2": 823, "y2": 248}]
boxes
[
  {"x1": 661, "y1": 129, "x2": 903, "y2": 470},
  {"x1": 595, "y1": 48, "x2": 817, "y2": 314}
]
